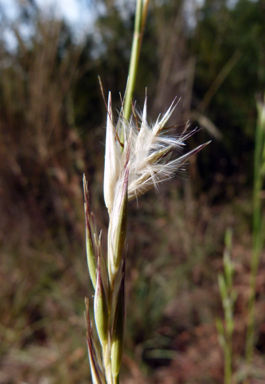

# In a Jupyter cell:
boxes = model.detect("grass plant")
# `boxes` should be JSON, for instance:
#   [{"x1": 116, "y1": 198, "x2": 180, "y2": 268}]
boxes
[
  {"x1": 216, "y1": 228, "x2": 237, "y2": 384},
  {"x1": 83, "y1": 2, "x2": 209, "y2": 383},
  {"x1": 216, "y1": 95, "x2": 265, "y2": 384},
  {"x1": 245, "y1": 94, "x2": 265, "y2": 381}
]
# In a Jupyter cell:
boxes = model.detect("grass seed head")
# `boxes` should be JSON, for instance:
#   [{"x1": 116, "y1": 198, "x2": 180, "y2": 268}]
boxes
[{"x1": 103, "y1": 94, "x2": 210, "y2": 208}]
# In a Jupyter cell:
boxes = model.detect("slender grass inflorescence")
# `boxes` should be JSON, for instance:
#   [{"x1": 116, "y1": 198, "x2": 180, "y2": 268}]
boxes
[
  {"x1": 83, "y1": 2, "x2": 209, "y2": 383},
  {"x1": 216, "y1": 228, "x2": 237, "y2": 384},
  {"x1": 83, "y1": 93, "x2": 210, "y2": 384}
]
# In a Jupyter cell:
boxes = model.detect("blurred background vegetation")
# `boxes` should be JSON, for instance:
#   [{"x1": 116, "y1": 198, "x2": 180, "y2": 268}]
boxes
[{"x1": 0, "y1": 0, "x2": 265, "y2": 383}]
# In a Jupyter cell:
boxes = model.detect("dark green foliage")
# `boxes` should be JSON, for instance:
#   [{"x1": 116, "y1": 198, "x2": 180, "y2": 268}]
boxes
[{"x1": 189, "y1": 0, "x2": 265, "y2": 192}]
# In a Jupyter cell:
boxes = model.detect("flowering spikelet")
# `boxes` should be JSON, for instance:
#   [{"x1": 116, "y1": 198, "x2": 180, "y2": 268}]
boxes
[
  {"x1": 103, "y1": 93, "x2": 210, "y2": 212},
  {"x1": 86, "y1": 91, "x2": 209, "y2": 384},
  {"x1": 104, "y1": 92, "x2": 121, "y2": 213}
]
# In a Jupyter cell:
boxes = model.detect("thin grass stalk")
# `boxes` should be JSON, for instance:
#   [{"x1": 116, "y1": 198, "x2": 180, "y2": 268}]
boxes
[
  {"x1": 245, "y1": 94, "x2": 265, "y2": 379},
  {"x1": 216, "y1": 228, "x2": 237, "y2": 384},
  {"x1": 123, "y1": 0, "x2": 150, "y2": 122}
]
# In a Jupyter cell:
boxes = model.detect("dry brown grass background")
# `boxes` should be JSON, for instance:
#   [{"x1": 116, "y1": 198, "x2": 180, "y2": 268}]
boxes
[{"x1": 1, "y1": 1, "x2": 265, "y2": 383}]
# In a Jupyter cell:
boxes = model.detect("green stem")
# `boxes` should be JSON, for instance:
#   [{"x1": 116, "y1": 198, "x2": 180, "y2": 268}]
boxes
[
  {"x1": 224, "y1": 344, "x2": 232, "y2": 384},
  {"x1": 245, "y1": 94, "x2": 265, "y2": 381},
  {"x1": 123, "y1": 0, "x2": 149, "y2": 121}
]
